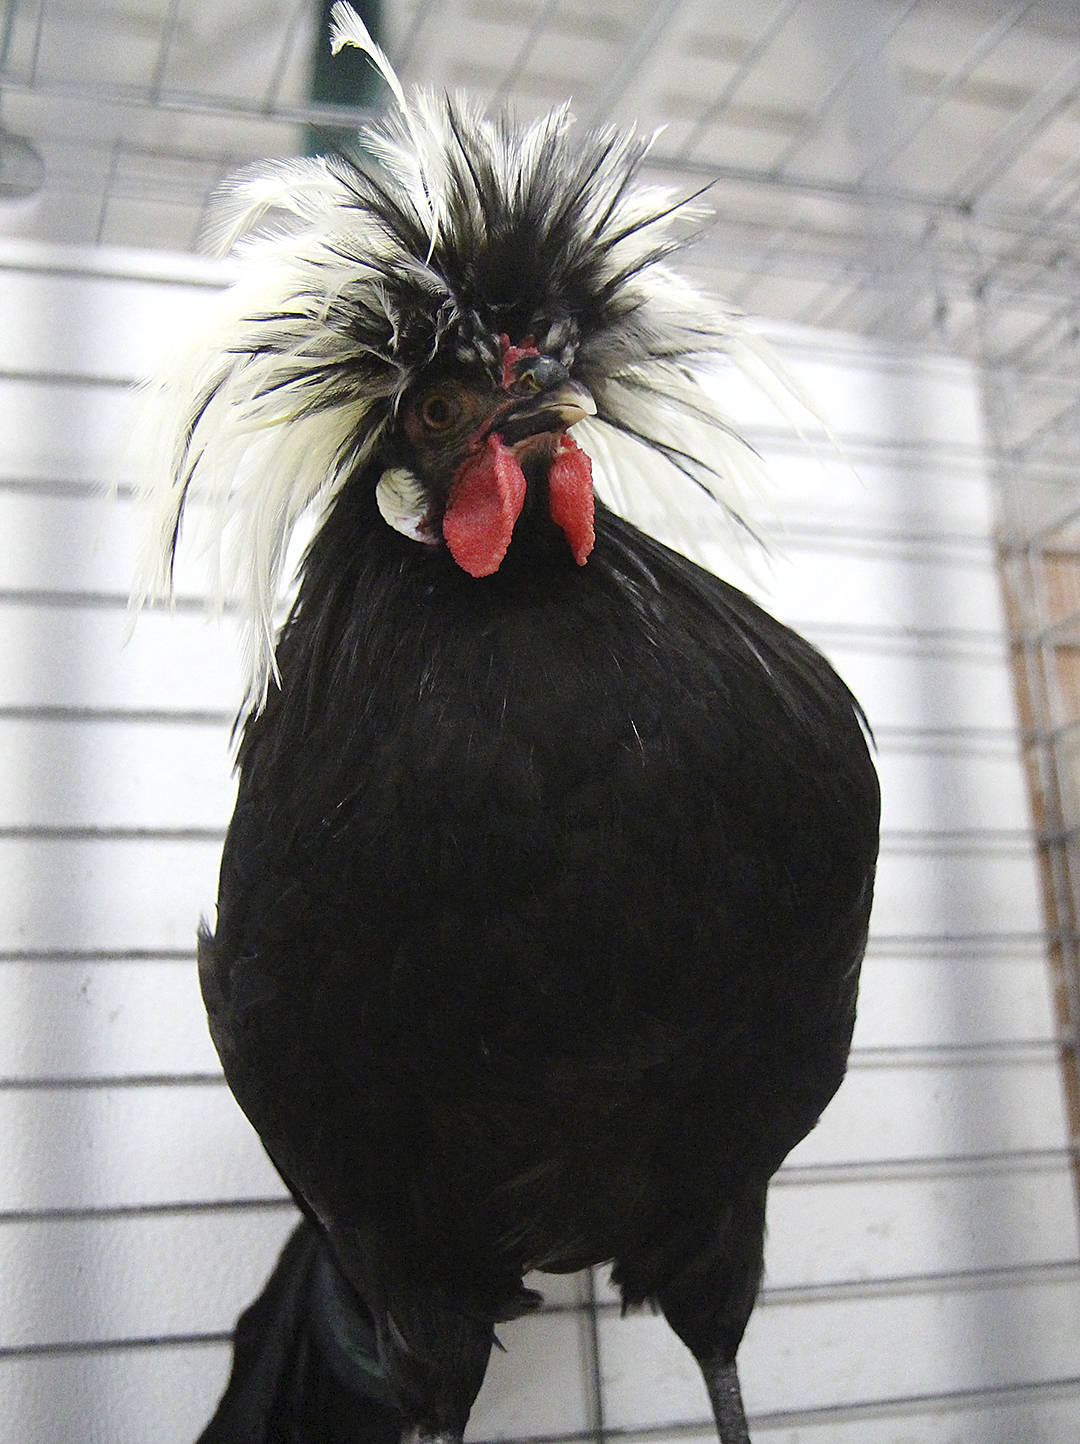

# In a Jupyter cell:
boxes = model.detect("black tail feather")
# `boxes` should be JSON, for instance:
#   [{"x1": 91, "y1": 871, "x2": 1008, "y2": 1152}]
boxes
[{"x1": 197, "y1": 1218, "x2": 401, "y2": 1444}]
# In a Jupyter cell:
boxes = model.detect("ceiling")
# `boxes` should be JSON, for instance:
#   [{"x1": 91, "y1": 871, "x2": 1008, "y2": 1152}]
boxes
[{"x1": 2, "y1": 0, "x2": 1079, "y2": 396}]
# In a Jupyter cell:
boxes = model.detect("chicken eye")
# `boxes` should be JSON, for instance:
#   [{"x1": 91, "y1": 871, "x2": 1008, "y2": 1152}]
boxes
[{"x1": 419, "y1": 390, "x2": 459, "y2": 432}]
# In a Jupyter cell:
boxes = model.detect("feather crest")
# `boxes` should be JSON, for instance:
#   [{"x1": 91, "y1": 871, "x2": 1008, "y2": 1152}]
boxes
[
  {"x1": 329, "y1": 1, "x2": 439, "y2": 255},
  {"x1": 131, "y1": 70, "x2": 806, "y2": 711},
  {"x1": 328, "y1": 2, "x2": 406, "y2": 109}
]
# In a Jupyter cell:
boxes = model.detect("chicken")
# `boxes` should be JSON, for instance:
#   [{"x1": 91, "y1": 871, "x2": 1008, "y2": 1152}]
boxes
[{"x1": 133, "y1": 9, "x2": 879, "y2": 1442}]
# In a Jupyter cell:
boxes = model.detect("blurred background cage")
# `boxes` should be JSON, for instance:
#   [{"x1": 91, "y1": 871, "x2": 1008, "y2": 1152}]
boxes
[{"x1": 2, "y1": 0, "x2": 1080, "y2": 1440}]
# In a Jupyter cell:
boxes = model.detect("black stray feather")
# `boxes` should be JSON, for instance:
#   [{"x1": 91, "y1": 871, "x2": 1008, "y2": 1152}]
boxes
[{"x1": 135, "y1": 51, "x2": 879, "y2": 1444}]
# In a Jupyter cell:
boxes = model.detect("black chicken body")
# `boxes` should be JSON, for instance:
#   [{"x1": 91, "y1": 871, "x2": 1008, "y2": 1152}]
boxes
[
  {"x1": 201, "y1": 486, "x2": 876, "y2": 1440},
  {"x1": 135, "y1": 13, "x2": 879, "y2": 1440}
]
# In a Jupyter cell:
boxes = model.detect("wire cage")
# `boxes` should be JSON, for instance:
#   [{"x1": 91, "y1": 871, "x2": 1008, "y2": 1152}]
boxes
[{"x1": 3, "y1": 1, "x2": 1080, "y2": 1441}]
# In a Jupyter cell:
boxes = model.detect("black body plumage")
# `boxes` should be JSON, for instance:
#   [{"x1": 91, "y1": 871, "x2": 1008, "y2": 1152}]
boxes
[
  {"x1": 135, "y1": 26, "x2": 879, "y2": 1442},
  {"x1": 197, "y1": 494, "x2": 877, "y2": 1440}
]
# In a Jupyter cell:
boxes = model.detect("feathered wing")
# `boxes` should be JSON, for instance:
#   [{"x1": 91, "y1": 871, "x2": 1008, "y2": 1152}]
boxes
[{"x1": 130, "y1": 84, "x2": 805, "y2": 712}]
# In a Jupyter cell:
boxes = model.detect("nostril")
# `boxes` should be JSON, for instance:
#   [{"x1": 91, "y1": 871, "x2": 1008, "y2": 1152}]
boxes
[{"x1": 515, "y1": 355, "x2": 570, "y2": 393}]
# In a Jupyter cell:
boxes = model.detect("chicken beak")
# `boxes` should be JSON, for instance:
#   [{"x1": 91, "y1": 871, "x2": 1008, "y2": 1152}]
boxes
[
  {"x1": 497, "y1": 379, "x2": 597, "y2": 445},
  {"x1": 544, "y1": 380, "x2": 597, "y2": 428}
]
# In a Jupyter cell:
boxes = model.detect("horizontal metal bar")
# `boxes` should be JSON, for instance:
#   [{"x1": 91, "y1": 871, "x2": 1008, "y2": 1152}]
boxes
[
  {"x1": 7, "y1": 1139, "x2": 1077, "y2": 1233},
  {"x1": 0, "y1": 588, "x2": 1014, "y2": 663},
  {"x1": 759, "y1": 1258, "x2": 1080, "y2": 1309},
  {"x1": 745, "y1": 1375, "x2": 1080, "y2": 1439},
  {"x1": 0, "y1": 822, "x2": 1034, "y2": 861},
  {"x1": 776, "y1": 1144, "x2": 1079, "y2": 1186},
  {"x1": 0, "y1": 1072, "x2": 224, "y2": 1092},
  {"x1": 0, "y1": 705, "x2": 234, "y2": 726},
  {"x1": 1037, "y1": 821, "x2": 1080, "y2": 850},
  {"x1": 1031, "y1": 715, "x2": 1080, "y2": 749},
  {"x1": 0, "y1": 1331, "x2": 234, "y2": 1362},
  {"x1": 0, "y1": 587, "x2": 229, "y2": 613},
  {"x1": 664, "y1": 156, "x2": 1080, "y2": 247},
  {"x1": 0, "y1": 475, "x2": 117, "y2": 499},
  {"x1": 0, "y1": 1195, "x2": 293, "y2": 1227},
  {"x1": 0, "y1": 1036, "x2": 1061, "y2": 1097},
  {"x1": 1, "y1": 931, "x2": 1060, "y2": 968},
  {"x1": 869, "y1": 723, "x2": 1020, "y2": 754},
  {"x1": 1013, "y1": 635, "x2": 1080, "y2": 659},
  {"x1": 5, "y1": 1259, "x2": 1080, "y2": 1363},
  {"x1": 0, "y1": 362, "x2": 136, "y2": 387},
  {"x1": 0, "y1": 824, "x2": 226, "y2": 843},
  {"x1": 864, "y1": 931, "x2": 1054, "y2": 958},
  {"x1": 847, "y1": 1040, "x2": 1065, "y2": 1069},
  {"x1": 0, "y1": 70, "x2": 373, "y2": 134},
  {"x1": 0, "y1": 948, "x2": 198, "y2": 964},
  {"x1": 878, "y1": 828, "x2": 1033, "y2": 854}
]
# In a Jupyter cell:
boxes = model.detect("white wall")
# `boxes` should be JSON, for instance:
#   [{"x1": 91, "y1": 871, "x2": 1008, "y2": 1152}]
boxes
[{"x1": 1, "y1": 240, "x2": 1077, "y2": 1444}]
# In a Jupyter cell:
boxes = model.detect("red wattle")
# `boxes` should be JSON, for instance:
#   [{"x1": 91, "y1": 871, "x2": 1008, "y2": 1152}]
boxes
[
  {"x1": 443, "y1": 434, "x2": 527, "y2": 578},
  {"x1": 547, "y1": 434, "x2": 595, "y2": 566}
]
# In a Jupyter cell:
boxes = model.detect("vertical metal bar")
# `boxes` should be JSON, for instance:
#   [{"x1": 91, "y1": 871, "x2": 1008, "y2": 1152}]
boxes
[
  {"x1": 262, "y1": 0, "x2": 311, "y2": 113},
  {"x1": 1012, "y1": 394, "x2": 1080, "y2": 464},
  {"x1": 149, "y1": 0, "x2": 183, "y2": 101},
  {"x1": 395, "y1": 0, "x2": 445, "y2": 77},
  {"x1": 977, "y1": 223, "x2": 1080, "y2": 1195},
  {"x1": 855, "y1": 216, "x2": 946, "y2": 346},
  {"x1": 674, "y1": 0, "x2": 806, "y2": 162},
  {"x1": 580, "y1": 1268, "x2": 607, "y2": 1444},
  {"x1": 487, "y1": 0, "x2": 562, "y2": 109},
  {"x1": 768, "y1": 0, "x2": 925, "y2": 176},
  {"x1": 729, "y1": 0, "x2": 927, "y2": 309},
  {"x1": 852, "y1": 0, "x2": 1041, "y2": 185},
  {"x1": 584, "y1": 0, "x2": 688, "y2": 127},
  {"x1": 955, "y1": 153, "x2": 1080, "y2": 313},
  {"x1": 27, "y1": 0, "x2": 45, "y2": 86},
  {"x1": 1026, "y1": 534, "x2": 1080, "y2": 1066},
  {"x1": 952, "y1": 53, "x2": 1080, "y2": 208},
  {"x1": 94, "y1": 138, "x2": 122, "y2": 246},
  {"x1": 0, "y1": 0, "x2": 22, "y2": 73},
  {"x1": 195, "y1": 158, "x2": 235, "y2": 245},
  {"x1": 792, "y1": 256, "x2": 862, "y2": 329}
]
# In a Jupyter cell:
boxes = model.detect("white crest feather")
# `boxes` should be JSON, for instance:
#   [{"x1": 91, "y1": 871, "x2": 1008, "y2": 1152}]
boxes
[
  {"x1": 129, "y1": 232, "x2": 395, "y2": 709},
  {"x1": 329, "y1": 2, "x2": 406, "y2": 110},
  {"x1": 201, "y1": 157, "x2": 354, "y2": 258},
  {"x1": 329, "y1": 1, "x2": 439, "y2": 256}
]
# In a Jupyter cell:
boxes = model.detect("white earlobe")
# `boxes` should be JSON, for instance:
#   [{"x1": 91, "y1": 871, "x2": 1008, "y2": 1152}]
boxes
[{"x1": 375, "y1": 468, "x2": 439, "y2": 545}]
